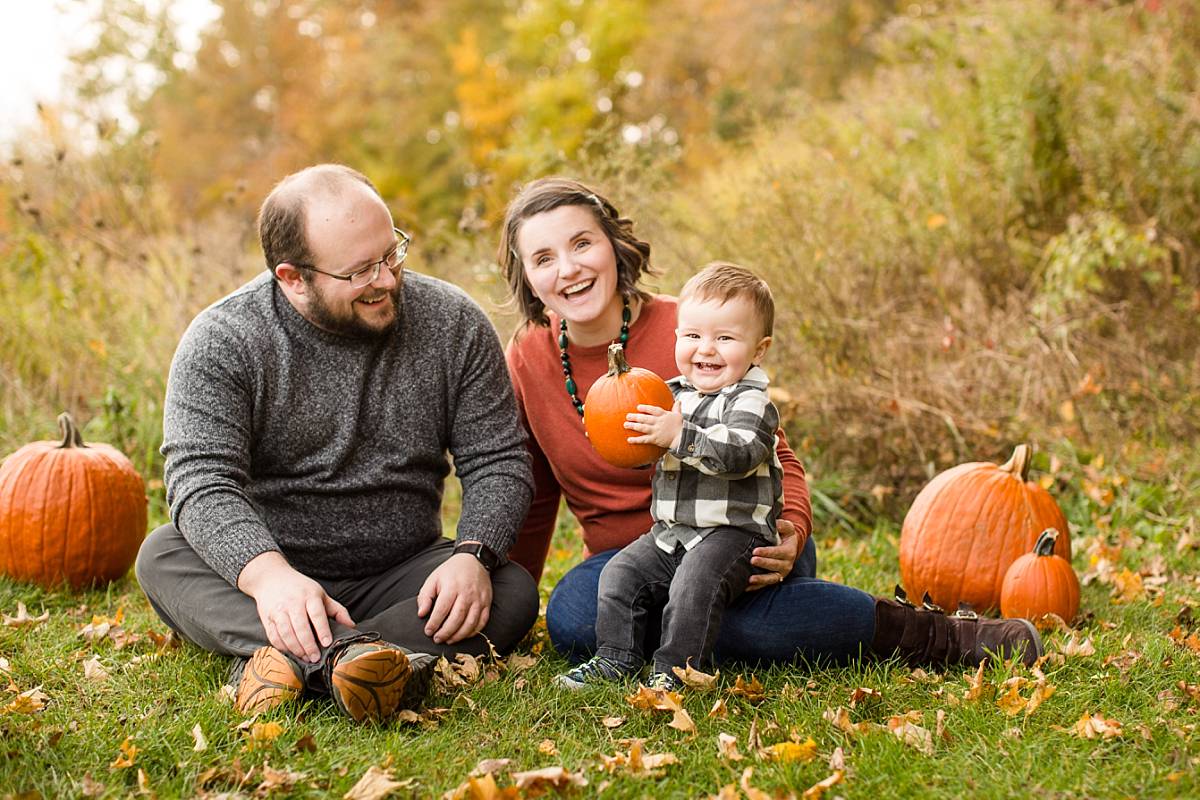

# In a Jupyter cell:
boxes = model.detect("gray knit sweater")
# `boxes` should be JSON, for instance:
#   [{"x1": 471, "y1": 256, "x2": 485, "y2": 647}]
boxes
[{"x1": 161, "y1": 271, "x2": 532, "y2": 586}]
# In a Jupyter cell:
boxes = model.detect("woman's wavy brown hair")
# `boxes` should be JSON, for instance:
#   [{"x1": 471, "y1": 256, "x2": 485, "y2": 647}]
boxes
[{"x1": 498, "y1": 177, "x2": 655, "y2": 327}]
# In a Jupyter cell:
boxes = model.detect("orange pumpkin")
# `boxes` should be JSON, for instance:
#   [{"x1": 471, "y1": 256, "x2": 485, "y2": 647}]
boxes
[
  {"x1": 583, "y1": 343, "x2": 675, "y2": 468},
  {"x1": 899, "y1": 444, "x2": 1070, "y2": 612},
  {"x1": 1001, "y1": 527, "x2": 1080, "y2": 622},
  {"x1": 0, "y1": 413, "x2": 147, "y2": 590}
]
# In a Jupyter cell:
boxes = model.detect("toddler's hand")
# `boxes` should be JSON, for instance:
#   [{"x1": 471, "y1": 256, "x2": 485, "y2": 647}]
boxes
[{"x1": 624, "y1": 401, "x2": 683, "y2": 450}]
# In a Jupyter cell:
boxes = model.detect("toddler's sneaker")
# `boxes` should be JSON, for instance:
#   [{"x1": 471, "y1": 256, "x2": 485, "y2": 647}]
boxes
[
  {"x1": 645, "y1": 670, "x2": 683, "y2": 692},
  {"x1": 554, "y1": 655, "x2": 639, "y2": 690},
  {"x1": 231, "y1": 646, "x2": 304, "y2": 714}
]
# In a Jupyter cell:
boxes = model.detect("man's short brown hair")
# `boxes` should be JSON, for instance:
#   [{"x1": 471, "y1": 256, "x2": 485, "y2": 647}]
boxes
[{"x1": 678, "y1": 262, "x2": 774, "y2": 338}]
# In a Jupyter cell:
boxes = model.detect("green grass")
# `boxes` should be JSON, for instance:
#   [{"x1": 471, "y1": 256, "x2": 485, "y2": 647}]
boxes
[{"x1": 2, "y1": 467, "x2": 1197, "y2": 799}]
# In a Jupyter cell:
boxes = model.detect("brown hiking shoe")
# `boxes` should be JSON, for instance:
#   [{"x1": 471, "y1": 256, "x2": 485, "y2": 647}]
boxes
[
  {"x1": 329, "y1": 642, "x2": 413, "y2": 722},
  {"x1": 872, "y1": 587, "x2": 1044, "y2": 668},
  {"x1": 233, "y1": 646, "x2": 304, "y2": 714}
]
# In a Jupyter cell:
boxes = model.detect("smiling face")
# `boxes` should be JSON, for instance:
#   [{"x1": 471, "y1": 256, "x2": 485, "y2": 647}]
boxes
[
  {"x1": 515, "y1": 204, "x2": 623, "y2": 341},
  {"x1": 674, "y1": 293, "x2": 772, "y2": 394},
  {"x1": 298, "y1": 184, "x2": 402, "y2": 338}
]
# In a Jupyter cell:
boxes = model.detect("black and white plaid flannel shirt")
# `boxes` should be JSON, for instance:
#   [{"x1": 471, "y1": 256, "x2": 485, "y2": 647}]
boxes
[{"x1": 650, "y1": 366, "x2": 783, "y2": 552}]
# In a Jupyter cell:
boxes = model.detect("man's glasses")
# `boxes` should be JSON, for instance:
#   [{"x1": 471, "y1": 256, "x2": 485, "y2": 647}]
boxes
[{"x1": 293, "y1": 228, "x2": 410, "y2": 289}]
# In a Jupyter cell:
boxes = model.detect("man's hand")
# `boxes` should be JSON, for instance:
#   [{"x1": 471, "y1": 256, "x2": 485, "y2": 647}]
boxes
[
  {"x1": 624, "y1": 402, "x2": 684, "y2": 450},
  {"x1": 417, "y1": 553, "x2": 492, "y2": 645},
  {"x1": 745, "y1": 519, "x2": 800, "y2": 592},
  {"x1": 237, "y1": 551, "x2": 355, "y2": 663}
]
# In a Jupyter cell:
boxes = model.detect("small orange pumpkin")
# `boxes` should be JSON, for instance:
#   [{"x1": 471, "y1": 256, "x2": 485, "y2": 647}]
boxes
[
  {"x1": 0, "y1": 413, "x2": 147, "y2": 590},
  {"x1": 1001, "y1": 527, "x2": 1080, "y2": 622},
  {"x1": 583, "y1": 343, "x2": 675, "y2": 468},
  {"x1": 899, "y1": 444, "x2": 1070, "y2": 612}
]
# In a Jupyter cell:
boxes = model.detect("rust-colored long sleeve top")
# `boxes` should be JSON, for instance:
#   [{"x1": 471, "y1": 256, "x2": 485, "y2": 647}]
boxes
[{"x1": 504, "y1": 295, "x2": 812, "y2": 582}]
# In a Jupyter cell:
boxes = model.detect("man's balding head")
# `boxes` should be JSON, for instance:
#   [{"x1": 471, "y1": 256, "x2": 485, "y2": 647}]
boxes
[{"x1": 258, "y1": 164, "x2": 382, "y2": 275}]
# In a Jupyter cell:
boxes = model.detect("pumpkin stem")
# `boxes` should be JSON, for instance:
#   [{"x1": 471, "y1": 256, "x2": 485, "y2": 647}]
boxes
[
  {"x1": 1034, "y1": 527, "x2": 1059, "y2": 557},
  {"x1": 999, "y1": 444, "x2": 1032, "y2": 481},
  {"x1": 606, "y1": 342, "x2": 630, "y2": 377},
  {"x1": 56, "y1": 412, "x2": 86, "y2": 449}
]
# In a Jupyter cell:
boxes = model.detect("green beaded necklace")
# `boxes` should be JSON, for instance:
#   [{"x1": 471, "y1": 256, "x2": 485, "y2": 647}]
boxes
[{"x1": 559, "y1": 296, "x2": 631, "y2": 418}]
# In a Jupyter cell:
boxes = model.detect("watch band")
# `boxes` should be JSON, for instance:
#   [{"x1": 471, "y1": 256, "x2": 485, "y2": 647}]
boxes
[{"x1": 453, "y1": 541, "x2": 499, "y2": 572}]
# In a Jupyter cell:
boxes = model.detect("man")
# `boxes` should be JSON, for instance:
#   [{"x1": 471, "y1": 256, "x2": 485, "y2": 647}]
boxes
[{"x1": 136, "y1": 164, "x2": 538, "y2": 723}]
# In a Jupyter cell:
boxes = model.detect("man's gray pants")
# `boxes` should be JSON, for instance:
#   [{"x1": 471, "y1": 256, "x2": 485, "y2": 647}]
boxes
[{"x1": 136, "y1": 523, "x2": 540, "y2": 687}]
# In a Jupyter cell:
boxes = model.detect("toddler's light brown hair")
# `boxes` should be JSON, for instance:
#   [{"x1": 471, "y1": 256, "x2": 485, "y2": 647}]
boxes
[{"x1": 678, "y1": 262, "x2": 774, "y2": 339}]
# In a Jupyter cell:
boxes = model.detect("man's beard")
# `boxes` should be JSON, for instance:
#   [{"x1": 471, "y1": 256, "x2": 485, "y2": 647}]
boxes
[{"x1": 305, "y1": 280, "x2": 402, "y2": 339}]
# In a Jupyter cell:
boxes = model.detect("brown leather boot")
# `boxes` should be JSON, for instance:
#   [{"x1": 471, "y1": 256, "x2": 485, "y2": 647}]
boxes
[{"x1": 871, "y1": 586, "x2": 1043, "y2": 668}]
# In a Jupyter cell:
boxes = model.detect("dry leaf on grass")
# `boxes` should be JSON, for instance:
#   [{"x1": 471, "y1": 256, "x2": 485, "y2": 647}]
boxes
[
  {"x1": 0, "y1": 656, "x2": 10, "y2": 676},
  {"x1": 1110, "y1": 569, "x2": 1146, "y2": 603},
  {"x1": 1167, "y1": 626, "x2": 1200, "y2": 655},
  {"x1": 83, "y1": 657, "x2": 109, "y2": 682},
  {"x1": 600, "y1": 739, "x2": 679, "y2": 775},
  {"x1": 471, "y1": 759, "x2": 511, "y2": 777},
  {"x1": 738, "y1": 767, "x2": 771, "y2": 800},
  {"x1": 828, "y1": 746, "x2": 846, "y2": 771},
  {"x1": 708, "y1": 698, "x2": 728, "y2": 718},
  {"x1": 137, "y1": 767, "x2": 152, "y2": 796},
  {"x1": 344, "y1": 765, "x2": 412, "y2": 800},
  {"x1": 625, "y1": 685, "x2": 683, "y2": 712},
  {"x1": 601, "y1": 716, "x2": 625, "y2": 728},
  {"x1": 1060, "y1": 635, "x2": 1096, "y2": 657},
  {"x1": 849, "y1": 687, "x2": 882, "y2": 708},
  {"x1": 672, "y1": 664, "x2": 719, "y2": 690},
  {"x1": 243, "y1": 721, "x2": 283, "y2": 750},
  {"x1": 822, "y1": 707, "x2": 873, "y2": 736},
  {"x1": 761, "y1": 738, "x2": 818, "y2": 763},
  {"x1": 1, "y1": 686, "x2": 49, "y2": 715},
  {"x1": 3, "y1": 602, "x2": 49, "y2": 628},
  {"x1": 730, "y1": 675, "x2": 765, "y2": 703},
  {"x1": 257, "y1": 763, "x2": 304, "y2": 796},
  {"x1": 669, "y1": 707, "x2": 697, "y2": 735},
  {"x1": 294, "y1": 733, "x2": 317, "y2": 753},
  {"x1": 504, "y1": 653, "x2": 538, "y2": 672},
  {"x1": 887, "y1": 715, "x2": 933, "y2": 756},
  {"x1": 802, "y1": 770, "x2": 845, "y2": 800},
  {"x1": 1033, "y1": 613, "x2": 1073, "y2": 633},
  {"x1": 1068, "y1": 712, "x2": 1123, "y2": 739},
  {"x1": 191, "y1": 724, "x2": 208, "y2": 752},
  {"x1": 707, "y1": 784, "x2": 739, "y2": 800},
  {"x1": 537, "y1": 738, "x2": 558, "y2": 756},
  {"x1": 717, "y1": 733, "x2": 743, "y2": 761},
  {"x1": 510, "y1": 766, "x2": 587, "y2": 791},
  {"x1": 110, "y1": 737, "x2": 138, "y2": 769}
]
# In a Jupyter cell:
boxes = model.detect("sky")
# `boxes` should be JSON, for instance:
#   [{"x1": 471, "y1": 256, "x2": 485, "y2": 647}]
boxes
[{"x1": 0, "y1": 0, "x2": 219, "y2": 140}]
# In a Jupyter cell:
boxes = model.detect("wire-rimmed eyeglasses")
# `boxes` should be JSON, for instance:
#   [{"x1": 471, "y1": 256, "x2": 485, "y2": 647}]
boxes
[{"x1": 292, "y1": 227, "x2": 410, "y2": 289}]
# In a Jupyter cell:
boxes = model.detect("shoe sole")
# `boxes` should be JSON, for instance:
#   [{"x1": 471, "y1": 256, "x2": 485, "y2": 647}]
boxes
[
  {"x1": 398, "y1": 652, "x2": 436, "y2": 710},
  {"x1": 236, "y1": 646, "x2": 303, "y2": 714},
  {"x1": 331, "y1": 648, "x2": 412, "y2": 722}
]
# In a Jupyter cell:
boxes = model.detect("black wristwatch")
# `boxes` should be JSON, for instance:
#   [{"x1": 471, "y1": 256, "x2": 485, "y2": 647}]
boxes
[{"x1": 453, "y1": 541, "x2": 500, "y2": 573}]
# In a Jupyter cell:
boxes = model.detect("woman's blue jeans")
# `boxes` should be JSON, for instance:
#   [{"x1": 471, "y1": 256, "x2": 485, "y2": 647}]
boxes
[{"x1": 546, "y1": 535, "x2": 878, "y2": 666}]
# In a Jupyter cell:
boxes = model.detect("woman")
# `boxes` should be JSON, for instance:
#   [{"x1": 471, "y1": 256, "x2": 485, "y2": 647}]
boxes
[{"x1": 499, "y1": 177, "x2": 1042, "y2": 669}]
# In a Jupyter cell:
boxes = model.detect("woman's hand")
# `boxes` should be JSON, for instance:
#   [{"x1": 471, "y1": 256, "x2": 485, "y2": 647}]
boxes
[{"x1": 745, "y1": 519, "x2": 800, "y2": 591}]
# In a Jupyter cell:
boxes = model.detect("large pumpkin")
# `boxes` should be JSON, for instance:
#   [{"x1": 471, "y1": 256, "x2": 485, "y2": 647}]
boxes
[
  {"x1": 898, "y1": 444, "x2": 1070, "y2": 612},
  {"x1": 0, "y1": 413, "x2": 147, "y2": 590},
  {"x1": 583, "y1": 343, "x2": 675, "y2": 468},
  {"x1": 1001, "y1": 527, "x2": 1080, "y2": 623}
]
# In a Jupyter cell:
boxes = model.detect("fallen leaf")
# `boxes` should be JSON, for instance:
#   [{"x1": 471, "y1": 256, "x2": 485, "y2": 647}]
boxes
[
  {"x1": 294, "y1": 733, "x2": 317, "y2": 753},
  {"x1": 191, "y1": 723, "x2": 208, "y2": 752},
  {"x1": 1, "y1": 686, "x2": 49, "y2": 715},
  {"x1": 1069, "y1": 712, "x2": 1123, "y2": 739},
  {"x1": 963, "y1": 662, "x2": 992, "y2": 702},
  {"x1": 245, "y1": 721, "x2": 284, "y2": 749},
  {"x1": 935, "y1": 709, "x2": 948, "y2": 742},
  {"x1": 626, "y1": 684, "x2": 683, "y2": 712},
  {"x1": 510, "y1": 766, "x2": 587, "y2": 791},
  {"x1": 1024, "y1": 682, "x2": 1056, "y2": 716},
  {"x1": 2, "y1": 602, "x2": 49, "y2": 628},
  {"x1": 730, "y1": 675, "x2": 765, "y2": 703},
  {"x1": 600, "y1": 740, "x2": 678, "y2": 776},
  {"x1": 137, "y1": 767, "x2": 152, "y2": 796},
  {"x1": 708, "y1": 784, "x2": 739, "y2": 800},
  {"x1": 1110, "y1": 569, "x2": 1145, "y2": 603},
  {"x1": 0, "y1": 656, "x2": 9, "y2": 675},
  {"x1": 887, "y1": 717, "x2": 933, "y2": 755},
  {"x1": 344, "y1": 765, "x2": 407, "y2": 800},
  {"x1": 1033, "y1": 613, "x2": 1072, "y2": 633},
  {"x1": 1061, "y1": 635, "x2": 1096, "y2": 657},
  {"x1": 601, "y1": 716, "x2": 625, "y2": 728},
  {"x1": 802, "y1": 770, "x2": 845, "y2": 800},
  {"x1": 110, "y1": 737, "x2": 138, "y2": 769},
  {"x1": 828, "y1": 746, "x2": 845, "y2": 771},
  {"x1": 669, "y1": 708, "x2": 696, "y2": 734},
  {"x1": 537, "y1": 738, "x2": 558, "y2": 756},
  {"x1": 739, "y1": 767, "x2": 772, "y2": 800},
  {"x1": 505, "y1": 653, "x2": 538, "y2": 672},
  {"x1": 717, "y1": 733, "x2": 743, "y2": 761},
  {"x1": 79, "y1": 773, "x2": 106, "y2": 797},
  {"x1": 849, "y1": 687, "x2": 882, "y2": 708},
  {"x1": 471, "y1": 759, "x2": 511, "y2": 777},
  {"x1": 996, "y1": 681, "x2": 1028, "y2": 716},
  {"x1": 83, "y1": 657, "x2": 109, "y2": 682},
  {"x1": 258, "y1": 763, "x2": 304, "y2": 795},
  {"x1": 672, "y1": 664, "x2": 719, "y2": 691},
  {"x1": 822, "y1": 706, "x2": 872, "y2": 736},
  {"x1": 761, "y1": 738, "x2": 818, "y2": 763},
  {"x1": 708, "y1": 698, "x2": 728, "y2": 718}
]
